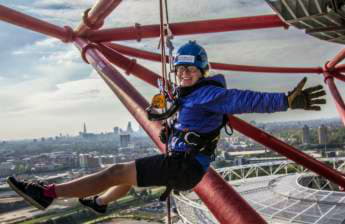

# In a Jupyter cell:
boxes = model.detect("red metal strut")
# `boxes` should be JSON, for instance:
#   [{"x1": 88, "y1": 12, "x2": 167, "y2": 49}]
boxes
[
  {"x1": 0, "y1": 4, "x2": 74, "y2": 42},
  {"x1": 97, "y1": 43, "x2": 160, "y2": 87},
  {"x1": 106, "y1": 43, "x2": 324, "y2": 74},
  {"x1": 85, "y1": 14, "x2": 287, "y2": 42},
  {"x1": 324, "y1": 49, "x2": 345, "y2": 125},
  {"x1": 323, "y1": 71, "x2": 345, "y2": 125},
  {"x1": 74, "y1": 0, "x2": 122, "y2": 35}
]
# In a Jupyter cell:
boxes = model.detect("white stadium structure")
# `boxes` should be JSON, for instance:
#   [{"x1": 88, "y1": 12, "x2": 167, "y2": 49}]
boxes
[{"x1": 173, "y1": 158, "x2": 345, "y2": 224}]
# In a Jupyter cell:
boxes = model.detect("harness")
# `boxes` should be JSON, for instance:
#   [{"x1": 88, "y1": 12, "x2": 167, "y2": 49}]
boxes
[
  {"x1": 172, "y1": 117, "x2": 225, "y2": 157},
  {"x1": 149, "y1": 78, "x2": 233, "y2": 156}
]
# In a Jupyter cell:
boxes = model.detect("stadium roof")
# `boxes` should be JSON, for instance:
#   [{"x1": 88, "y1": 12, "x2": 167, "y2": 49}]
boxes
[{"x1": 174, "y1": 159, "x2": 345, "y2": 223}]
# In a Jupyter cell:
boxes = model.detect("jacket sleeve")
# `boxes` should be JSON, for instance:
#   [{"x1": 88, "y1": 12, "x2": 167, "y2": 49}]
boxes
[{"x1": 192, "y1": 86, "x2": 289, "y2": 114}]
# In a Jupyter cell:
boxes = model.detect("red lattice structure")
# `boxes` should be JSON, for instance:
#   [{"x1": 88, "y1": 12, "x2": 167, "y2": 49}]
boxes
[{"x1": 1, "y1": 1, "x2": 345, "y2": 223}]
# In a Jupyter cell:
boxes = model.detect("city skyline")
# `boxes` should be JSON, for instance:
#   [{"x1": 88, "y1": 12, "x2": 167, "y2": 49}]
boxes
[
  {"x1": 1, "y1": 0, "x2": 344, "y2": 140},
  {"x1": 2, "y1": 117, "x2": 340, "y2": 142},
  {"x1": 0, "y1": 120, "x2": 142, "y2": 141}
]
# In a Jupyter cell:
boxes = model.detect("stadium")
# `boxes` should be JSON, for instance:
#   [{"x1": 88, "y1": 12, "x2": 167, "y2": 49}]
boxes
[{"x1": 174, "y1": 158, "x2": 345, "y2": 224}]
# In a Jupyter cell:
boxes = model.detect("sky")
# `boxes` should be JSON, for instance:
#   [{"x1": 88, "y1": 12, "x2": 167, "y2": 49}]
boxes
[{"x1": 0, "y1": 0, "x2": 344, "y2": 140}]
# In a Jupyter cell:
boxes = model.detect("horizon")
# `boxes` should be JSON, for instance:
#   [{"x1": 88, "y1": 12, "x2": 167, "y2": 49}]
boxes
[{"x1": 1, "y1": 117, "x2": 341, "y2": 142}]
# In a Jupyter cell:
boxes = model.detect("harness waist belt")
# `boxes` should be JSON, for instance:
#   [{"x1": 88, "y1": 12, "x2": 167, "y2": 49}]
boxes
[{"x1": 174, "y1": 128, "x2": 220, "y2": 156}]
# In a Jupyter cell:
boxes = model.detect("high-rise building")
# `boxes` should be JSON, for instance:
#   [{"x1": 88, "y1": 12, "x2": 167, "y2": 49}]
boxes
[
  {"x1": 83, "y1": 122, "x2": 87, "y2": 134},
  {"x1": 88, "y1": 156, "x2": 101, "y2": 168},
  {"x1": 302, "y1": 125, "x2": 311, "y2": 144},
  {"x1": 79, "y1": 154, "x2": 100, "y2": 169},
  {"x1": 318, "y1": 124, "x2": 328, "y2": 145},
  {"x1": 120, "y1": 134, "x2": 130, "y2": 147},
  {"x1": 113, "y1": 127, "x2": 119, "y2": 135},
  {"x1": 127, "y1": 121, "x2": 134, "y2": 133},
  {"x1": 79, "y1": 154, "x2": 88, "y2": 168}
]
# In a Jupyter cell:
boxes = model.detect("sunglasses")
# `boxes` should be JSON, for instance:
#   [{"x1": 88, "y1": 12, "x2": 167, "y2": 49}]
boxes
[{"x1": 176, "y1": 65, "x2": 199, "y2": 74}]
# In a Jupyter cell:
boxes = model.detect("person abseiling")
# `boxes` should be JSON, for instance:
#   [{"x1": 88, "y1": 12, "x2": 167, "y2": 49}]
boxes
[{"x1": 7, "y1": 41, "x2": 326, "y2": 214}]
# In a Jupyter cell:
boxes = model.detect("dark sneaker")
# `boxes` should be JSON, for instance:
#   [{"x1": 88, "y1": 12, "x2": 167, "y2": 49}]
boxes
[
  {"x1": 7, "y1": 176, "x2": 53, "y2": 210},
  {"x1": 79, "y1": 196, "x2": 107, "y2": 214}
]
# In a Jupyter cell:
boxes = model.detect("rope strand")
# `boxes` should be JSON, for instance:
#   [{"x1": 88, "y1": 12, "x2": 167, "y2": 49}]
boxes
[{"x1": 159, "y1": 1, "x2": 173, "y2": 224}]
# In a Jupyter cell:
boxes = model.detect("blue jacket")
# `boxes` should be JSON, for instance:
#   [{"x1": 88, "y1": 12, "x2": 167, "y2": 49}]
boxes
[{"x1": 169, "y1": 74, "x2": 288, "y2": 170}]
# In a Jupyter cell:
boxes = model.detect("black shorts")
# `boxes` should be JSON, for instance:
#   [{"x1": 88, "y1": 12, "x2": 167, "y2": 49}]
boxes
[{"x1": 135, "y1": 154, "x2": 205, "y2": 191}]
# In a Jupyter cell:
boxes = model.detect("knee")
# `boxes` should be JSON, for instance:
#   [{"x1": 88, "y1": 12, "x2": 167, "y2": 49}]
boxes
[{"x1": 103, "y1": 163, "x2": 133, "y2": 185}]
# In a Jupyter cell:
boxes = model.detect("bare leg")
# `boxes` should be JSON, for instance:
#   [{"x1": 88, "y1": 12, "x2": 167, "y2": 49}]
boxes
[
  {"x1": 55, "y1": 162, "x2": 137, "y2": 198},
  {"x1": 97, "y1": 185, "x2": 132, "y2": 205}
]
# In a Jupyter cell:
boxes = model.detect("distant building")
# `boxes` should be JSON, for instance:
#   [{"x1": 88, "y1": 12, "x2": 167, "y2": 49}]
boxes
[
  {"x1": 127, "y1": 122, "x2": 134, "y2": 133},
  {"x1": 88, "y1": 157, "x2": 101, "y2": 168},
  {"x1": 302, "y1": 125, "x2": 311, "y2": 144},
  {"x1": 113, "y1": 127, "x2": 119, "y2": 135},
  {"x1": 79, "y1": 154, "x2": 100, "y2": 169},
  {"x1": 100, "y1": 156, "x2": 116, "y2": 165},
  {"x1": 80, "y1": 122, "x2": 96, "y2": 138},
  {"x1": 318, "y1": 125, "x2": 328, "y2": 144},
  {"x1": 120, "y1": 134, "x2": 130, "y2": 147},
  {"x1": 83, "y1": 123, "x2": 87, "y2": 134},
  {"x1": 80, "y1": 133, "x2": 97, "y2": 139},
  {"x1": 79, "y1": 154, "x2": 88, "y2": 168},
  {"x1": 0, "y1": 161, "x2": 14, "y2": 176}
]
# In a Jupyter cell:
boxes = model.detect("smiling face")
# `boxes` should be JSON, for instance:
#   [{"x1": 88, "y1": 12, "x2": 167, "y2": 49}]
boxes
[{"x1": 176, "y1": 65, "x2": 203, "y2": 87}]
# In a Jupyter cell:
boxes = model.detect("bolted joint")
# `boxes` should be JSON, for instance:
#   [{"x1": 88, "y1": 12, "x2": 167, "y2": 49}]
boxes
[
  {"x1": 323, "y1": 61, "x2": 336, "y2": 73},
  {"x1": 125, "y1": 59, "x2": 137, "y2": 75},
  {"x1": 323, "y1": 63, "x2": 335, "y2": 83},
  {"x1": 83, "y1": 8, "x2": 104, "y2": 30},
  {"x1": 62, "y1": 26, "x2": 75, "y2": 43},
  {"x1": 81, "y1": 43, "x2": 100, "y2": 64},
  {"x1": 134, "y1": 23, "x2": 142, "y2": 42}
]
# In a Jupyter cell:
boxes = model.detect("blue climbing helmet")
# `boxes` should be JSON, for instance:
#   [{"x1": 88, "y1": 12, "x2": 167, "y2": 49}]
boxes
[{"x1": 174, "y1": 41, "x2": 209, "y2": 74}]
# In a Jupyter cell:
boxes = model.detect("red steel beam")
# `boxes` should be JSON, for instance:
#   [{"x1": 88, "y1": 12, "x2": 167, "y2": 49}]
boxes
[
  {"x1": 323, "y1": 71, "x2": 345, "y2": 125},
  {"x1": 334, "y1": 64, "x2": 345, "y2": 73},
  {"x1": 194, "y1": 168, "x2": 266, "y2": 224},
  {"x1": 74, "y1": 0, "x2": 122, "y2": 36},
  {"x1": 96, "y1": 44, "x2": 160, "y2": 88},
  {"x1": 85, "y1": 14, "x2": 287, "y2": 42},
  {"x1": 75, "y1": 38, "x2": 267, "y2": 224},
  {"x1": 0, "y1": 4, "x2": 73, "y2": 42},
  {"x1": 210, "y1": 62, "x2": 322, "y2": 74},
  {"x1": 107, "y1": 43, "x2": 323, "y2": 74},
  {"x1": 333, "y1": 72, "x2": 345, "y2": 82},
  {"x1": 107, "y1": 43, "x2": 164, "y2": 62},
  {"x1": 229, "y1": 115, "x2": 345, "y2": 187},
  {"x1": 327, "y1": 48, "x2": 345, "y2": 70}
]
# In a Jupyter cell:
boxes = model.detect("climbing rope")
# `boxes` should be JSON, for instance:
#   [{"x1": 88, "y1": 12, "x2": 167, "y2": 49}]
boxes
[{"x1": 158, "y1": 0, "x2": 174, "y2": 223}]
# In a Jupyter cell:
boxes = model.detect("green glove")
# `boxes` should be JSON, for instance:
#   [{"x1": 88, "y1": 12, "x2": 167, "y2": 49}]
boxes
[{"x1": 287, "y1": 77, "x2": 326, "y2": 110}]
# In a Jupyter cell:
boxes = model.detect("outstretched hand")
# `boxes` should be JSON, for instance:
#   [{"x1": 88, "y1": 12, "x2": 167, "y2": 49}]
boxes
[{"x1": 287, "y1": 77, "x2": 326, "y2": 111}]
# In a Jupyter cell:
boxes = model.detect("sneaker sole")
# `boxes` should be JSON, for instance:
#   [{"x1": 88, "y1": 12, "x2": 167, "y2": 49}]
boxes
[
  {"x1": 7, "y1": 178, "x2": 46, "y2": 210},
  {"x1": 79, "y1": 200, "x2": 105, "y2": 215}
]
